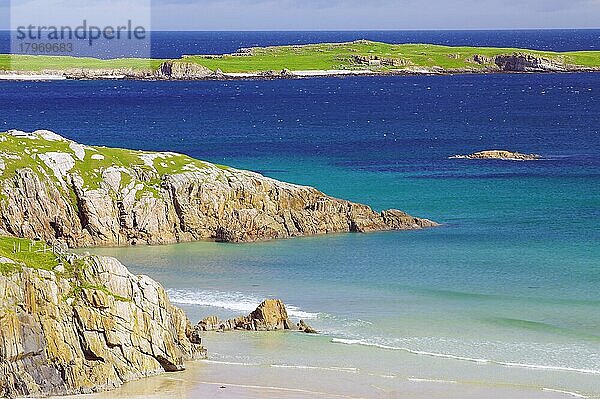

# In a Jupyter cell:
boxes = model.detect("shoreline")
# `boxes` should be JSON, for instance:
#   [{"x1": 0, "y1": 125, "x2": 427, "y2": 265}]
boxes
[
  {"x1": 51, "y1": 353, "x2": 591, "y2": 399},
  {"x1": 1, "y1": 68, "x2": 599, "y2": 82}
]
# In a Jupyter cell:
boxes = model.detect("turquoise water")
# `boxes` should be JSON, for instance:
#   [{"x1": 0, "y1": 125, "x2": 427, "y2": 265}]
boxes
[{"x1": 89, "y1": 151, "x2": 600, "y2": 397}]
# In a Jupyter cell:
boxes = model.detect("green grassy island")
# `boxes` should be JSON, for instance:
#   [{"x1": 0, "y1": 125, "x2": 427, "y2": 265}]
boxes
[{"x1": 1, "y1": 40, "x2": 600, "y2": 80}]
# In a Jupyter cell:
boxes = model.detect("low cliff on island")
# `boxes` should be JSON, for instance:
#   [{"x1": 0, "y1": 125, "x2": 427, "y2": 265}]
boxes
[
  {"x1": 0, "y1": 237, "x2": 205, "y2": 397},
  {"x1": 0, "y1": 130, "x2": 437, "y2": 248}
]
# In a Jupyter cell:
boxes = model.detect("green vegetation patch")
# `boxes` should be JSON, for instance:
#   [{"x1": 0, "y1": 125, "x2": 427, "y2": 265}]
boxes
[
  {"x1": 0, "y1": 236, "x2": 59, "y2": 274},
  {"x1": 2, "y1": 41, "x2": 600, "y2": 74},
  {"x1": 0, "y1": 54, "x2": 163, "y2": 72},
  {"x1": 0, "y1": 131, "x2": 221, "y2": 201},
  {"x1": 183, "y1": 41, "x2": 600, "y2": 73}
]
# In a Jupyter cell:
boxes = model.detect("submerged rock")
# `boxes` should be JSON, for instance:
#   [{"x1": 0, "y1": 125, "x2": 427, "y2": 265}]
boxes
[
  {"x1": 449, "y1": 150, "x2": 541, "y2": 161},
  {"x1": 0, "y1": 248, "x2": 206, "y2": 397},
  {"x1": 194, "y1": 299, "x2": 317, "y2": 334},
  {"x1": 0, "y1": 130, "x2": 438, "y2": 248}
]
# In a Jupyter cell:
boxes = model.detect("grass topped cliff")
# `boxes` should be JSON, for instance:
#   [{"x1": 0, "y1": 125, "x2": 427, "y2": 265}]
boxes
[
  {"x1": 0, "y1": 129, "x2": 436, "y2": 247},
  {"x1": 0, "y1": 129, "x2": 227, "y2": 198},
  {"x1": 1, "y1": 40, "x2": 599, "y2": 77}
]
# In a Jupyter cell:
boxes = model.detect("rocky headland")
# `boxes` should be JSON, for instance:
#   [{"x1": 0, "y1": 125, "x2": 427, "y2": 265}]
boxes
[
  {"x1": 0, "y1": 237, "x2": 206, "y2": 397},
  {"x1": 0, "y1": 130, "x2": 437, "y2": 248},
  {"x1": 449, "y1": 150, "x2": 542, "y2": 161},
  {"x1": 0, "y1": 129, "x2": 436, "y2": 397}
]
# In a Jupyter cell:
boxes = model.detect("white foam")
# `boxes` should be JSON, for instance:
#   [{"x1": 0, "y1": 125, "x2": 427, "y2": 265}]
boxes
[
  {"x1": 201, "y1": 359, "x2": 261, "y2": 367},
  {"x1": 407, "y1": 378, "x2": 458, "y2": 384},
  {"x1": 270, "y1": 364, "x2": 359, "y2": 373},
  {"x1": 330, "y1": 339, "x2": 600, "y2": 375},
  {"x1": 166, "y1": 289, "x2": 319, "y2": 319},
  {"x1": 542, "y1": 388, "x2": 588, "y2": 399}
]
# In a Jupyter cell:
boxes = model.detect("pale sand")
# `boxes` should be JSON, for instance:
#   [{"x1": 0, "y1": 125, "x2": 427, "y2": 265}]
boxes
[
  {"x1": 0, "y1": 74, "x2": 66, "y2": 81},
  {"x1": 50, "y1": 359, "x2": 587, "y2": 399},
  {"x1": 223, "y1": 70, "x2": 374, "y2": 79}
]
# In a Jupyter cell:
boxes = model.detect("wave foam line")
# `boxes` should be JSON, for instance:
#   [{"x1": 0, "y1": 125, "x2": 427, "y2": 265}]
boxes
[
  {"x1": 330, "y1": 339, "x2": 600, "y2": 375},
  {"x1": 408, "y1": 378, "x2": 458, "y2": 384},
  {"x1": 197, "y1": 381, "x2": 362, "y2": 399},
  {"x1": 201, "y1": 359, "x2": 262, "y2": 367},
  {"x1": 542, "y1": 388, "x2": 588, "y2": 399},
  {"x1": 166, "y1": 289, "x2": 319, "y2": 319},
  {"x1": 270, "y1": 364, "x2": 359, "y2": 373}
]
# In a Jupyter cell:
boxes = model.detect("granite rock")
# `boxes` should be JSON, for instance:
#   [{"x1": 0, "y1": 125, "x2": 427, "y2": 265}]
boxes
[
  {"x1": 0, "y1": 130, "x2": 438, "y2": 248},
  {"x1": 0, "y1": 253, "x2": 206, "y2": 397}
]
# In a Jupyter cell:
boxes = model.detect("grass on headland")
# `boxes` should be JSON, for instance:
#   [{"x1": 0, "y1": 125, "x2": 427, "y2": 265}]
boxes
[
  {"x1": 0, "y1": 236, "x2": 59, "y2": 274},
  {"x1": 0, "y1": 54, "x2": 163, "y2": 72},
  {"x1": 0, "y1": 236, "x2": 130, "y2": 303},
  {"x1": 0, "y1": 131, "x2": 219, "y2": 199},
  {"x1": 2, "y1": 40, "x2": 599, "y2": 73}
]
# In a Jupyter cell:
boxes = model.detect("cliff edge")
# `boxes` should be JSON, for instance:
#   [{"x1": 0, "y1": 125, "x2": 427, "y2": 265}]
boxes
[
  {"x1": 0, "y1": 130, "x2": 437, "y2": 248},
  {"x1": 0, "y1": 237, "x2": 205, "y2": 397}
]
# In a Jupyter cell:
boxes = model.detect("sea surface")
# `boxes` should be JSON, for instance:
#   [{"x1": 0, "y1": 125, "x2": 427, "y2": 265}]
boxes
[{"x1": 1, "y1": 31, "x2": 599, "y2": 398}]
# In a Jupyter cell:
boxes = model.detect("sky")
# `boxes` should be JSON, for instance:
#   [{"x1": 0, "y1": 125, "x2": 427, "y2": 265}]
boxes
[{"x1": 1, "y1": 0, "x2": 600, "y2": 30}]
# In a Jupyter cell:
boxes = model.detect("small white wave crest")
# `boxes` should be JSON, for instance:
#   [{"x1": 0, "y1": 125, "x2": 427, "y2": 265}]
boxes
[
  {"x1": 166, "y1": 289, "x2": 319, "y2": 319},
  {"x1": 330, "y1": 338, "x2": 600, "y2": 376}
]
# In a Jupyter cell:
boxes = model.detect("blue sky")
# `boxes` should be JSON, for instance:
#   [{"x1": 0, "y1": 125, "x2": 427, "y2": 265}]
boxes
[
  {"x1": 149, "y1": 0, "x2": 600, "y2": 30},
  {"x1": 1, "y1": 0, "x2": 599, "y2": 30}
]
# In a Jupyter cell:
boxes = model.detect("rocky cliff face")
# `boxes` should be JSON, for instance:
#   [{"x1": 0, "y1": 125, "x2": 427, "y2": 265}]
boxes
[
  {"x1": 493, "y1": 53, "x2": 568, "y2": 72},
  {"x1": 0, "y1": 241, "x2": 205, "y2": 397},
  {"x1": 0, "y1": 130, "x2": 437, "y2": 248}
]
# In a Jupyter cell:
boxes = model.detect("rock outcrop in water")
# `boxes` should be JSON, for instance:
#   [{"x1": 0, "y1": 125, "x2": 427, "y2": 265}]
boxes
[
  {"x1": 449, "y1": 150, "x2": 541, "y2": 161},
  {"x1": 193, "y1": 299, "x2": 317, "y2": 333},
  {"x1": 0, "y1": 239, "x2": 206, "y2": 397},
  {"x1": 0, "y1": 130, "x2": 438, "y2": 248}
]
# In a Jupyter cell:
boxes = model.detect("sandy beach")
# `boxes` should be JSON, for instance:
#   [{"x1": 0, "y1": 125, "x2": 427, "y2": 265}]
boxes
[{"x1": 55, "y1": 357, "x2": 587, "y2": 399}]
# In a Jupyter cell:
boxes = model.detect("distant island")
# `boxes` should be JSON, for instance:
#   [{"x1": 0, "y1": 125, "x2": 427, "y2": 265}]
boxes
[{"x1": 1, "y1": 40, "x2": 599, "y2": 80}]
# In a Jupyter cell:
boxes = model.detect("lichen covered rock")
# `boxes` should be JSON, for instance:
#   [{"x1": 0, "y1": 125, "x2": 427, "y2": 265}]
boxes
[
  {"x1": 0, "y1": 130, "x2": 438, "y2": 248},
  {"x1": 0, "y1": 249, "x2": 205, "y2": 397}
]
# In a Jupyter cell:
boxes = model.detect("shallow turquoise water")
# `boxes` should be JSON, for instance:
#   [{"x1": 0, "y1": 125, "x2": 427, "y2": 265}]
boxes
[{"x1": 90, "y1": 153, "x2": 600, "y2": 397}]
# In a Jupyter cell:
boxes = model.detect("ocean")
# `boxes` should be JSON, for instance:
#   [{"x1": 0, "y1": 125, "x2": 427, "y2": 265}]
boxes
[{"x1": 1, "y1": 31, "x2": 599, "y2": 398}]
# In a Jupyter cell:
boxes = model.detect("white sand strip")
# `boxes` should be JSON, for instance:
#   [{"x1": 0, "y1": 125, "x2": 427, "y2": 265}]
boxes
[{"x1": 0, "y1": 74, "x2": 66, "y2": 81}]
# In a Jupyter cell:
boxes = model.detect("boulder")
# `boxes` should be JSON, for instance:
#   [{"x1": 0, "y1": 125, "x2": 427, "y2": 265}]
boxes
[{"x1": 193, "y1": 299, "x2": 317, "y2": 334}]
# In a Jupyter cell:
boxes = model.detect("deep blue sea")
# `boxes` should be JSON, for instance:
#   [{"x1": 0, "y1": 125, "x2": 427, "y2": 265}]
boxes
[{"x1": 1, "y1": 31, "x2": 599, "y2": 398}]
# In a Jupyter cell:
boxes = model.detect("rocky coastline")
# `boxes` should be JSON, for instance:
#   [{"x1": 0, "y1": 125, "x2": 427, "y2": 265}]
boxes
[
  {"x1": 0, "y1": 130, "x2": 438, "y2": 248},
  {"x1": 0, "y1": 244, "x2": 206, "y2": 397},
  {"x1": 0, "y1": 129, "x2": 437, "y2": 397}
]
